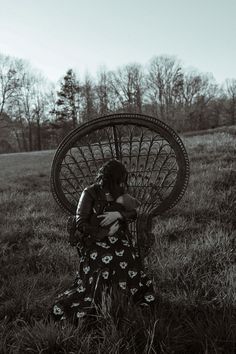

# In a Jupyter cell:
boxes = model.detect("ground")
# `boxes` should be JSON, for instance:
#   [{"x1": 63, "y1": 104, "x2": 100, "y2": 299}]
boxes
[{"x1": 0, "y1": 126, "x2": 235, "y2": 353}]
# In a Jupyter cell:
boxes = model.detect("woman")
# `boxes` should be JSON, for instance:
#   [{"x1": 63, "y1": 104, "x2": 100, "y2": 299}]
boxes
[{"x1": 52, "y1": 159, "x2": 156, "y2": 322}]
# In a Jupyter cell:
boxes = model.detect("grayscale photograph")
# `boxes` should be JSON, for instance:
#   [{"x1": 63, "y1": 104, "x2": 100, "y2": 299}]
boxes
[{"x1": 0, "y1": 0, "x2": 235, "y2": 353}]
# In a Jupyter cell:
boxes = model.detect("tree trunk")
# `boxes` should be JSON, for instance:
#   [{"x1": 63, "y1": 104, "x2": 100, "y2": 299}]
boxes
[
  {"x1": 28, "y1": 122, "x2": 33, "y2": 151},
  {"x1": 36, "y1": 117, "x2": 42, "y2": 150},
  {"x1": 19, "y1": 119, "x2": 28, "y2": 151},
  {"x1": 13, "y1": 129, "x2": 22, "y2": 151}
]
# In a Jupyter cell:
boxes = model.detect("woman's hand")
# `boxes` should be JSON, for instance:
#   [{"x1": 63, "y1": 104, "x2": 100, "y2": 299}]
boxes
[
  {"x1": 97, "y1": 211, "x2": 122, "y2": 227},
  {"x1": 108, "y1": 221, "x2": 120, "y2": 236}
]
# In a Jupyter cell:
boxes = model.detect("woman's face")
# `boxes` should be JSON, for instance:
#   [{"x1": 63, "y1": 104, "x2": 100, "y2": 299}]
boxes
[
  {"x1": 119, "y1": 181, "x2": 126, "y2": 189},
  {"x1": 117, "y1": 180, "x2": 127, "y2": 196}
]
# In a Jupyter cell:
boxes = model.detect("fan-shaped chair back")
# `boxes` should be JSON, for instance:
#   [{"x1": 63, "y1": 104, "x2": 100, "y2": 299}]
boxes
[{"x1": 51, "y1": 113, "x2": 189, "y2": 256}]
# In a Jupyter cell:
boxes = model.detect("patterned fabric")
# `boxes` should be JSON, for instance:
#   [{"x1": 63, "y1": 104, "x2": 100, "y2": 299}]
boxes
[{"x1": 52, "y1": 226, "x2": 156, "y2": 321}]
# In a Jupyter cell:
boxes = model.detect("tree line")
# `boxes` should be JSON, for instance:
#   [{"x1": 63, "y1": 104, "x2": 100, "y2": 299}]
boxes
[{"x1": 0, "y1": 53, "x2": 235, "y2": 153}]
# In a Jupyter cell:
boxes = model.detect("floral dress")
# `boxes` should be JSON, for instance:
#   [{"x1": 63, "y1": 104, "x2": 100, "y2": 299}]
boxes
[{"x1": 52, "y1": 194, "x2": 156, "y2": 322}]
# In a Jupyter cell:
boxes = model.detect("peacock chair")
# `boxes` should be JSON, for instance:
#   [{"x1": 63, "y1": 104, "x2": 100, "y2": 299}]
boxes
[{"x1": 50, "y1": 113, "x2": 190, "y2": 259}]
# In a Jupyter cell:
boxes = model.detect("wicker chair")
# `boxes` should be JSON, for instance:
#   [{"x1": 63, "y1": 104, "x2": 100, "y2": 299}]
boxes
[{"x1": 50, "y1": 113, "x2": 189, "y2": 258}]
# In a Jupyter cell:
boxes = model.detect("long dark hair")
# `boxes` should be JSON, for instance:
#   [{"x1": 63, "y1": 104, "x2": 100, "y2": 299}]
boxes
[{"x1": 95, "y1": 159, "x2": 128, "y2": 199}]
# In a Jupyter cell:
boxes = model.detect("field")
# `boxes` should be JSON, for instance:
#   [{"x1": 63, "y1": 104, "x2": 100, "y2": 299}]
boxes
[{"x1": 0, "y1": 127, "x2": 235, "y2": 353}]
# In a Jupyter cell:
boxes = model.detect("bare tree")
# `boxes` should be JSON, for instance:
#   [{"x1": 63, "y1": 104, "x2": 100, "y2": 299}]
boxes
[
  {"x1": 32, "y1": 88, "x2": 49, "y2": 151},
  {"x1": 81, "y1": 74, "x2": 96, "y2": 121},
  {"x1": 109, "y1": 63, "x2": 145, "y2": 113},
  {"x1": 0, "y1": 54, "x2": 24, "y2": 126},
  {"x1": 224, "y1": 79, "x2": 236, "y2": 125},
  {"x1": 95, "y1": 68, "x2": 111, "y2": 115},
  {"x1": 7, "y1": 94, "x2": 28, "y2": 151},
  {"x1": 147, "y1": 56, "x2": 183, "y2": 121},
  {"x1": 181, "y1": 71, "x2": 218, "y2": 130},
  {"x1": 12, "y1": 69, "x2": 50, "y2": 151}
]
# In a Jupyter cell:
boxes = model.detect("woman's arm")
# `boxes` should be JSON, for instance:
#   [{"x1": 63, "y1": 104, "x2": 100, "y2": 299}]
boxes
[
  {"x1": 76, "y1": 188, "x2": 98, "y2": 237},
  {"x1": 98, "y1": 208, "x2": 137, "y2": 227}
]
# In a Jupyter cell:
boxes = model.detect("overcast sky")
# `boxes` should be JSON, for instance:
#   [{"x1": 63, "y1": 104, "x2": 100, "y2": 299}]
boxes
[{"x1": 0, "y1": 0, "x2": 235, "y2": 84}]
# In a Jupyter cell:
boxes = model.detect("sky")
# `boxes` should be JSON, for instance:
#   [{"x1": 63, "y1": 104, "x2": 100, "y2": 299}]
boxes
[{"x1": 0, "y1": 0, "x2": 235, "y2": 84}]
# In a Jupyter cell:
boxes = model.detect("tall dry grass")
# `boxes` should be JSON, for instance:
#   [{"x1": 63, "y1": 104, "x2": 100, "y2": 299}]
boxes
[{"x1": 0, "y1": 131, "x2": 235, "y2": 353}]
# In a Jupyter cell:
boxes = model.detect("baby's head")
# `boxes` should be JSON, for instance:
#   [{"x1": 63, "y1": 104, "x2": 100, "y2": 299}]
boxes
[{"x1": 116, "y1": 193, "x2": 140, "y2": 211}]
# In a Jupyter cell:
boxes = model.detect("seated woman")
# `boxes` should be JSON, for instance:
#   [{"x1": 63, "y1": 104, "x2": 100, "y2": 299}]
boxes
[{"x1": 52, "y1": 159, "x2": 156, "y2": 322}]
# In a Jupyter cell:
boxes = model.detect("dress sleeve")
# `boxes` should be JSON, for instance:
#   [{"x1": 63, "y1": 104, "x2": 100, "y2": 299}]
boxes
[{"x1": 75, "y1": 189, "x2": 99, "y2": 237}]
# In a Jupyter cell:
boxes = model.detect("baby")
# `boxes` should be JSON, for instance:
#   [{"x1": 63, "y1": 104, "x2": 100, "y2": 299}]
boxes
[
  {"x1": 115, "y1": 193, "x2": 141, "y2": 211},
  {"x1": 69, "y1": 193, "x2": 140, "y2": 246},
  {"x1": 96, "y1": 193, "x2": 140, "y2": 239}
]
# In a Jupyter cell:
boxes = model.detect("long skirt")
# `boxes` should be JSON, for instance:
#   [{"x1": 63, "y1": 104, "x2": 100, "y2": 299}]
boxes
[{"x1": 52, "y1": 228, "x2": 156, "y2": 321}]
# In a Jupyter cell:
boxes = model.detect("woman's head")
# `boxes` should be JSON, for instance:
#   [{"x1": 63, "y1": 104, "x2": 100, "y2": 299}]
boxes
[{"x1": 96, "y1": 159, "x2": 128, "y2": 199}]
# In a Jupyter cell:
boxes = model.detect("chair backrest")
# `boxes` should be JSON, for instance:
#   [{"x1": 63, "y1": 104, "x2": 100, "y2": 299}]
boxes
[{"x1": 51, "y1": 113, "x2": 189, "y2": 256}]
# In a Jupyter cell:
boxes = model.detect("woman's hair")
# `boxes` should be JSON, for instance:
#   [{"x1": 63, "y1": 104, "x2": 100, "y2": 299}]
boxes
[{"x1": 95, "y1": 159, "x2": 128, "y2": 199}]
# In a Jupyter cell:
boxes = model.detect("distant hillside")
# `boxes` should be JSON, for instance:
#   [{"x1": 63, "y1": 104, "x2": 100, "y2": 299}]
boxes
[{"x1": 182, "y1": 124, "x2": 236, "y2": 137}]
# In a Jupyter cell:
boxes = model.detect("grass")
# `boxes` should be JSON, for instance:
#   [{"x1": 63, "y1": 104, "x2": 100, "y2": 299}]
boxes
[{"x1": 0, "y1": 129, "x2": 235, "y2": 353}]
